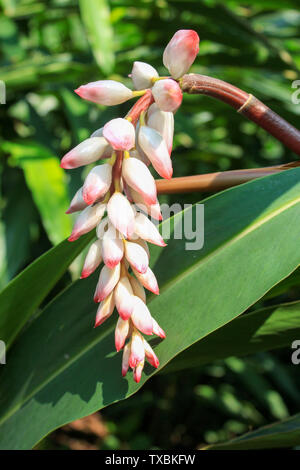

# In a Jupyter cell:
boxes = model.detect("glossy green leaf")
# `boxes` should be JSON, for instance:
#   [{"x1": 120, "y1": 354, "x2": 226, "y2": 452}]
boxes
[
  {"x1": 207, "y1": 413, "x2": 300, "y2": 450},
  {"x1": 1, "y1": 168, "x2": 300, "y2": 448},
  {"x1": 0, "y1": 232, "x2": 94, "y2": 349},
  {"x1": 2, "y1": 141, "x2": 72, "y2": 245},
  {"x1": 78, "y1": 0, "x2": 114, "y2": 74},
  {"x1": 163, "y1": 301, "x2": 300, "y2": 374}
]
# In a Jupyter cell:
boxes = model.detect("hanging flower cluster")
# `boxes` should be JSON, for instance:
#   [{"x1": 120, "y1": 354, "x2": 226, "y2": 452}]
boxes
[{"x1": 61, "y1": 30, "x2": 200, "y2": 382}]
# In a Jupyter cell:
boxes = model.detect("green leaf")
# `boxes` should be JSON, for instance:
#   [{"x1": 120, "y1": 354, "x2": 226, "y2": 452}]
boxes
[
  {"x1": 2, "y1": 168, "x2": 300, "y2": 449},
  {"x1": 78, "y1": 0, "x2": 114, "y2": 75},
  {"x1": 206, "y1": 413, "x2": 300, "y2": 450},
  {"x1": 0, "y1": 232, "x2": 94, "y2": 349},
  {"x1": 162, "y1": 301, "x2": 300, "y2": 374},
  {"x1": 3, "y1": 141, "x2": 72, "y2": 245}
]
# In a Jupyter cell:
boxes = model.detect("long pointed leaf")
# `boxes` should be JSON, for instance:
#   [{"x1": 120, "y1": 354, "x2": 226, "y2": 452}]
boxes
[
  {"x1": 206, "y1": 413, "x2": 300, "y2": 450},
  {"x1": 2, "y1": 168, "x2": 300, "y2": 448},
  {"x1": 163, "y1": 301, "x2": 300, "y2": 374}
]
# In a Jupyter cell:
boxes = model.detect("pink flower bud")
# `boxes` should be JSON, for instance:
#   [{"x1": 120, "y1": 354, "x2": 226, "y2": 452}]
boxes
[
  {"x1": 81, "y1": 239, "x2": 103, "y2": 279},
  {"x1": 82, "y1": 163, "x2": 112, "y2": 205},
  {"x1": 130, "y1": 189, "x2": 162, "y2": 221},
  {"x1": 129, "y1": 331, "x2": 145, "y2": 369},
  {"x1": 152, "y1": 318, "x2": 166, "y2": 338},
  {"x1": 68, "y1": 202, "x2": 106, "y2": 242},
  {"x1": 94, "y1": 263, "x2": 120, "y2": 302},
  {"x1": 114, "y1": 276, "x2": 134, "y2": 320},
  {"x1": 61, "y1": 137, "x2": 109, "y2": 169},
  {"x1": 138, "y1": 125, "x2": 173, "y2": 179},
  {"x1": 133, "y1": 212, "x2": 166, "y2": 247},
  {"x1": 147, "y1": 103, "x2": 174, "y2": 155},
  {"x1": 129, "y1": 276, "x2": 146, "y2": 303},
  {"x1": 131, "y1": 296, "x2": 153, "y2": 335},
  {"x1": 122, "y1": 343, "x2": 131, "y2": 377},
  {"x1": 122, "y1": 157, "x2": 157, "y2": 206},
  {"x1": 143, "y1": 338, "x2": 159, "y2": 368},
  {"x1": 132, "y1": 266, "x2": 159, "y2": 295},
  {"x1": 94, "y1": 291, "x2": 115, "y2": 328},
  {"x1": 103, "y1": 118, "x2": 135, "y2": 151},
  {"x1": 115, "y1": 317, "x2": 130, "y2": 352},
  {"x1": 131, "y1": 61, "x2": 158, "y2": 90},
  {"x1": 163, "y1": 29, "x2": 200, "y2": 79},
  {"x1": 125, "y1": 241, "x2": 148, "y2": 274},
  {"x1": 101, "y1": 226, "x2": 124, "y2": 269},
  {"x1": 152, "y1": 79, "x2": 182, "y2": 112},
  {"x1": 107, "y1": 192, "x2": 135, "y2": 238},
  {"x1": 133, "y1": 360, "x2": 145, "y2": 383},
  {"x1": 66, "y1": 187, "x2": 87, "y2": 214},
  {"x1": 75, "y1": 80, "x2": 133, "y2": 105}
]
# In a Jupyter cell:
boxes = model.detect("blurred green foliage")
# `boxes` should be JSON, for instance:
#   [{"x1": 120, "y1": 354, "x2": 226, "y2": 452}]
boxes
[{"x1": 0, "y1": 0, "x2": 299, "y2": 449}]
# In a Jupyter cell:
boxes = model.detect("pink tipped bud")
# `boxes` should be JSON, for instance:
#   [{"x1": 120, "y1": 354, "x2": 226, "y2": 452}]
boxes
[
  {"x1": 66, "y1": 187, "x2": 87, "y2": 214},
  {"x1": 152, "y1": 318, "x2": 166, "y2": 339},
  {"x1": 129, "y1": 276, "x2": 146, "y2": 303},
  {"x1": 152, "y1": 79, "x2": 182, "y2": 113},
  {"x1": 81, "y1": 239, "x2": 102, "y2": 279},
  {"x1": 131, "y1": 296, "x2": 153, "y2": 335},
  {"x1": 131, "y1": 61, "x2": 158, "y2": 90},
  {"x1": 122, "y1": 157, "x2": 157, "y2": 206},
  {"x1": 125, "y1": 240, "x2": 148, "y2": 274},
  {"x1": 129, "y1": 331, "x2": 145, "y2": 369},
  {"x1": 163, "y1": 29, "x2": 200, "y2": 79},
  {"x1": 114, "y1": 276, "x2": 134, "y2": 320},
  {"x1": 143, "y1": 338, "x2": 160, "y2": 368},
  {"x1": 61, "y1": 137, "x2": 109, "y2": 169},
  {"x1": 138, "y1": 125, "x2": 173, "y2": 179},
  {"x1": 75, "y1": 80, "x2": 133, "y2": 106},
  {"x1": 94, "y1": 291, "x2": 115, "y2": 327},
  {"x1": 68, "y1": 202, "x2": 106, "y2": 242},
  {"x1": 147, "y1": 103, "x2": 174, "y2": 155},
  {"x1": 101, "y1": 225, "x2": 124, "y2": 269},
  {"x1": 103, "y1": 118, "x2": 135, "y2": 151},
  {"x1": 122, "y1": 343, "x2": 131, "y2": 377},
  {"x1": 107, "y1": 192, "x2": 135, "y2": 238},
  {"x1": 94, "y1": 263, "x2": 120, "y2": 303},
  {"x1": 82, "y1": 163, "x2": 112, "y2": 205},
  {"x1": 115, "y1": 317, "x2": 130, "y2": 352},
  {"x1": 133, "y1": 360, "x2": 145, "y2": 383},
  {"x1": 132, "y1": 266, "x2": 159, "y2": 295},
  {"x1": 133, "y1": 212, "x2": 166, "y2": 247}
]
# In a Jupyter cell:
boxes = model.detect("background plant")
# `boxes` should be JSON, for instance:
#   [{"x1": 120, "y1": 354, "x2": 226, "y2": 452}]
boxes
[{"x1": 0, "y1": 0, "x2": 300, "y2": 450}]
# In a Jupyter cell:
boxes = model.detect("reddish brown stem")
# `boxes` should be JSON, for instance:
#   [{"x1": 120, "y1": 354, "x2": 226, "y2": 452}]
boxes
[
  {"x1": 181, "y1": 73, "x2": 300, "y2": 156},
  {"x1": 127, "y1": 89, "x2": 154, "y2": 125},
  {"x1": 156, "y1": 162, "x2": 300, "y2": 194},
  {"x1": 111, "y1": 150, "x2": 123, "y2": 193}
]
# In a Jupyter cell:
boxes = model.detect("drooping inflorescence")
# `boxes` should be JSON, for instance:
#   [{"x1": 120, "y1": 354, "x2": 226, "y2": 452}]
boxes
[{"x1": 62, "y1": 30, "x2": 200, "y2": 382}]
